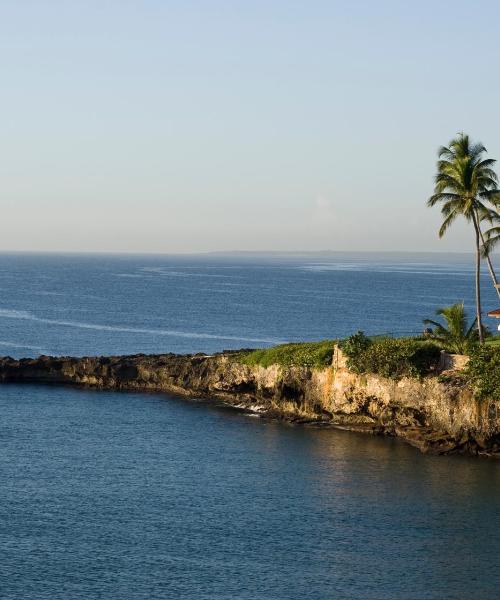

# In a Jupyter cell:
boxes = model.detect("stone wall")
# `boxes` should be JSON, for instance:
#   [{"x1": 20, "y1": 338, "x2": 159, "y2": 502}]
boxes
[{"x1": 438, "y1": 351, "x2": 470, "y2": 371}]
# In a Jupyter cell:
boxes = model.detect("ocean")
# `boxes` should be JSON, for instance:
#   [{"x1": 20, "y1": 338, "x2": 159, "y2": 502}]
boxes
[
  {"x1": 0, "y1": 252, "x2": 498, "y2": 599},
  {"x1": 0, "y1": 251, "x2": 497, "y2": 358}
]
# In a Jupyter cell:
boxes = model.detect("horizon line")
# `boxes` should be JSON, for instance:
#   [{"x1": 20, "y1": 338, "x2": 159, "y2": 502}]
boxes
[{"x1": 0, "y1": 248, "x2": 485, "y2": 257}]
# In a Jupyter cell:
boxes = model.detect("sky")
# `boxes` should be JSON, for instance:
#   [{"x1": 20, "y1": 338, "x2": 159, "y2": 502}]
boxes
[{"x1": 1, "y1": 0, "x2": 500, "y2": 254}]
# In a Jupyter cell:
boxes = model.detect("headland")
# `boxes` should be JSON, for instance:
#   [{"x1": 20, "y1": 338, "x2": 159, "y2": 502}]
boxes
[{"x1": 0, "y1": 343, "x2": 498, "y2": 458}]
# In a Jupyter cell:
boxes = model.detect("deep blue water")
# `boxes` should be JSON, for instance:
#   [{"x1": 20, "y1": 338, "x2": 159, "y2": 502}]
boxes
[
  {"x1": 1, "y1": 385, "x2": 499, "y2": 600},
  {"x1": 0, "y1": 252, "x2": 499, "y2": 599},
  {"x1": 0, "y1": 252, "x2": 497, "y2": 357}
]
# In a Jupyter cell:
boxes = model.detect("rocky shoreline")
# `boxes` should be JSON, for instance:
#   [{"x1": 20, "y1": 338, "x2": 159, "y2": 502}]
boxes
[{"x1": 0, "y1": 349, "x2": 498, "y2": 458}]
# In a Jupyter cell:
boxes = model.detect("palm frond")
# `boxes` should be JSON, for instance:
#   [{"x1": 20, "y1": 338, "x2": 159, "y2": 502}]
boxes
[
  {"x1": 482, "y1": 224, "x2": 500, "y2": 255},
  {"x1": 423, "y1": 302, "x2": 477, "y2": 354},
  {"x1": 438, "y1": 210, "x2": 459, "y2": 237}
]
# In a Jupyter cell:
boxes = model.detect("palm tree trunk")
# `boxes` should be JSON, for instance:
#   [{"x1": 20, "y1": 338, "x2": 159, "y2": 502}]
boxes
[{"x1": 472, "y1": 213, "x2": 484, "y2": 343}]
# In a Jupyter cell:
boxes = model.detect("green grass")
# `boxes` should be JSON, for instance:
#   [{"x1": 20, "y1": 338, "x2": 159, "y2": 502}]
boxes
[
  {"x1": 232, "y1": 339, "x2": 336, "y2": 369},
  {"x1": 486, "y1": 335, "x2": 500, "y2": 347}
]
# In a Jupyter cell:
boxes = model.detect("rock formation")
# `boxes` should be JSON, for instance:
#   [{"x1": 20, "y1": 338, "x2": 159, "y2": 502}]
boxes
[{"x1": 0, "y1": 348, "x2": 498, "y2": 457}]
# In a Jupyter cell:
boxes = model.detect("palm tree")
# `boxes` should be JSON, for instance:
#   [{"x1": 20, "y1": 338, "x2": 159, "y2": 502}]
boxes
[
  {"x1": 423, "y1": 303, "x2": 479, "y2": 354},
  {"x1": 480, "y1": 210, "x2": 500, "y2": 301},
  {"x1": 428, "y1": 133, "x2": 500, "y2": 343}
]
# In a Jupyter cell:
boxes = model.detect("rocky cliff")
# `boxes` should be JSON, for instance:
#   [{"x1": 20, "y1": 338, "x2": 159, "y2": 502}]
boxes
[{"x1": 0, "y1": 349, "x2": 498, "y2": 457}]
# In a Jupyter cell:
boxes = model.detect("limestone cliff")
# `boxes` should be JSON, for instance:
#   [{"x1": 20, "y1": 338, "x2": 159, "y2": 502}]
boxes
[{"x1": 0, "y1": 349, "x2": 498, "y2": 457}]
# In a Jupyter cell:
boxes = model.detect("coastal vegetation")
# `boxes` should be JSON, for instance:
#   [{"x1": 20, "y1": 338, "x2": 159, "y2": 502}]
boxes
[
  {"x1": 235, "y1": 333, "x2": 442, "y2": 379},
  {"x1": 465, "y1": 345, "x2": 500, "y2": 402},
  {"x1": 423, "y1": 302, "x2": 479, "y2": 354},
  {"x1": 232, "y1": 339, "x2": 336, "y2": 368},
  {"x1": 427, "y1": 133, "x2": 500, "y2": 342},
  {"x1": 339, "y1": 332, "x2": 441, "y2": 380}
]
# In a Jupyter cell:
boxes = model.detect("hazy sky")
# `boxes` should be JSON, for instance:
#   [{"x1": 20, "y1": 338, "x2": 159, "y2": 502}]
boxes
[{"x1": 1, "y1": 1, "x2": 500, "y2": 253}]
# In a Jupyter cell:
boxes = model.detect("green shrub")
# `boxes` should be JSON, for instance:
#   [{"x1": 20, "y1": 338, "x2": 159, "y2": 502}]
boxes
[
  {"x1": 340, "y1": 333, "x2": 441, "y2": 379},
  {"x1": 465, "y1": 345, "x2": 500, "y2": 401},
  {"x1": 340, "y1": 331, "x2": 372, "y2": 362},
  {"x1": 233, "y1": 339, "x2": 336, "y2": 369}
]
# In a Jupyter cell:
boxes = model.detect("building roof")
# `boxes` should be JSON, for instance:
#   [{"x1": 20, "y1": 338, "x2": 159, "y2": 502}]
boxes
[{"x1": 487, "y1": 309, "x2": 500, "y2": 318}]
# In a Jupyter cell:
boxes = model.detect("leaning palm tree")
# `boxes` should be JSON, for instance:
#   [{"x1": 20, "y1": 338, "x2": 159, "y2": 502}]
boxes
[
  {"x1": 480, "y1": 209, "x2": 500, "y2": 301},
  {"x1": 482, "y1": 209, "x2": 500, "y2": 255},
  {"x1": 423, "y1": 302, "x2": 479, "y2": 354},
  {"x1": 428, "y1": 133, "x2": 500, "y2": 343}
]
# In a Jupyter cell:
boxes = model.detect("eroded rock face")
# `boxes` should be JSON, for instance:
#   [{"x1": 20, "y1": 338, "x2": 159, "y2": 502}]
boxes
[{"x1": 0, "y1": 351, "x2": 498, "y2": 457}]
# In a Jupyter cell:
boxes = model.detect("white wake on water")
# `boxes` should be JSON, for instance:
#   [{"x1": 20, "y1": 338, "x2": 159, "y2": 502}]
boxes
[
  {"x1": 0, "y1": 340, "x2": 47, "y2": 351},
  {"x1": 0, "y1": 308, "x2": 282, "y2": 345}
]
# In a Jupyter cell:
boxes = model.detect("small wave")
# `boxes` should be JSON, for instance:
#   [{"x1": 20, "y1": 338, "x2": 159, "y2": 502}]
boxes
[
  {"x1": 139, "y1": 267, "x2": 239, "y2": 279},
  {"x1": 0, "y1": 340, "x2": 46, "y2": 351},
  {"x1": 0, "y1": 309, "x2": 32, "y2": 319},
  {"x1": 0, "y1": 308, "x2": 282, "y2": 344}
]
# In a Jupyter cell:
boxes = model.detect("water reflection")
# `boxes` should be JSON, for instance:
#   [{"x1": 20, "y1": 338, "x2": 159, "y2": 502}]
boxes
[{"x1": 0, "y1": 385, "x2": 498, "y2": 600}]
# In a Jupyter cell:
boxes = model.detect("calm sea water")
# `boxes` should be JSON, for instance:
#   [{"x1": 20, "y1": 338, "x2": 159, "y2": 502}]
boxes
[
  {"x1": 0, "y1": 251, "x2": 497, "y2": 357},
  {"x1": 0, "y1": 252, "x2": 499, "y2": 599}
]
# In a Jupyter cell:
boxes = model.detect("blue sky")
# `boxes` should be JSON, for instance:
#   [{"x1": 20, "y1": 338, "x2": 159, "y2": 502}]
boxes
[{"x1": 1, "y1": 1, "x2": 500, "y2": 253}]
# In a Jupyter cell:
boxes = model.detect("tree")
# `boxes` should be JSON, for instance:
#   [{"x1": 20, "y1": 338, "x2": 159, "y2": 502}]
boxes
[
  {"x1": 480, "y1": 210, "x2": 500, "y2": 301},
  {"x1": 428, "y1": 133, "x2": 500, "y2": 343},
  {"x1": 423, "y1": 302, "x2": 479, "y2": 354}
]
